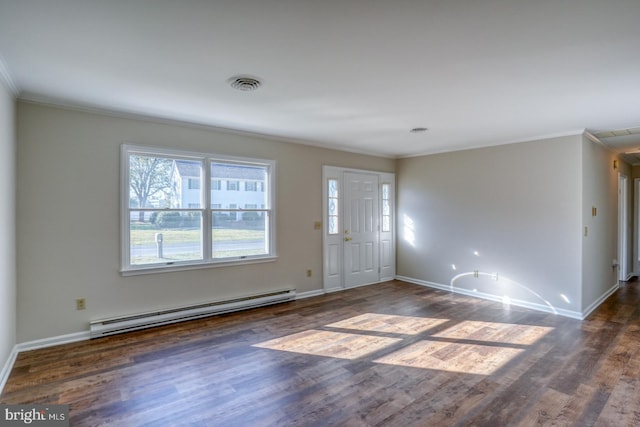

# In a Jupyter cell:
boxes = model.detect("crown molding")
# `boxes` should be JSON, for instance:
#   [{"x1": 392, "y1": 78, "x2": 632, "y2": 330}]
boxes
[
  {"x1": 18, "y1": 95, "x2": 397, "y2": 159},
  {"x1": 583, "y1": 129, "x2": 623, "y2": 157},
  {"x1": 583, "y1": 129, "x2": 609, "y2": 149},
  {"x1": 399, "y1": 129, "x2": 586, "y2": 159},
  {"x1": 0, "y1": 54, "x2": 19, "y2": 96}
]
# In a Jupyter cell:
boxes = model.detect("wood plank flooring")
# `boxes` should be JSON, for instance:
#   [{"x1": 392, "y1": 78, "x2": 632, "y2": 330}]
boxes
[{"x1": 2, "y1": 279, "x2": 640, "y2": 426}]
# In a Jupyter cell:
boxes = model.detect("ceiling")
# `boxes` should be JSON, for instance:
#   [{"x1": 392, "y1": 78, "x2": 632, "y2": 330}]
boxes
[
  {"x1": 1, "y1": 0, "x2": 640, "y2": 158},
  {"x1": 592, "y1": 127, "x2": 640, "y2": 165}
]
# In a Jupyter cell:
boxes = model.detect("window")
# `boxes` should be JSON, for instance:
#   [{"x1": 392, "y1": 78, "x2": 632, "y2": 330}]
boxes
[
  {"x1": 327, "y1": 179, "x2": 339, "y2": 235},
  {"x1": 188, "y1": 178, "x2": 200, "y2": 190},
  {"x1": 122, "y1": 144, "x2": 275, "y2": 274},
  {"x1": 245, "y1": 181, "x2": 257, "y2": 191},
  {"x1": 382, "y1": 183, "x2": 391, "y2": 232}
]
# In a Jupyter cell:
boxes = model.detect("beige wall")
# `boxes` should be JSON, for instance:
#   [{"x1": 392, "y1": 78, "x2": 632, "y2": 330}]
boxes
[
  {"x1": 16, "y1": 101, "x2": 395, "y2": 342},
  {"x1": 396, "y1": 135, "x2": 585, "y2": 316},
  {"x1": 397, "y1": 134, "x2": 629, "y2": 317},
  {"x1": 581, "y1": 136, "x2": 628, "y2": 310},
  {"x1": 0, "y1": 80, "x2": 16, "y2": 372},
  {"x1": 13, "y1": 100, "x2": 629, "y2": 344}
]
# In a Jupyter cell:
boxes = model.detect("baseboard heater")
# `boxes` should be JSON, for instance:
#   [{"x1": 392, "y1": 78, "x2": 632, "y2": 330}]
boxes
[{"x1": 89, "y1": 288, "x2": 296, "y2": 339}]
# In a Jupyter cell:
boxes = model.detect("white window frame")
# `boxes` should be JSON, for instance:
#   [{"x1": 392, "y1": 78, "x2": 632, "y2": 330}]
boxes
[{"x1": 121, "y1": 144, "x2": 277, "y2": 275}]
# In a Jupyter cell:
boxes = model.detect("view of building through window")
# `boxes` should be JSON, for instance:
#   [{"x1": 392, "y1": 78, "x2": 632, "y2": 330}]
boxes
[{"x1": 124, "y1": 146, "x2": 274, "y2": 271}]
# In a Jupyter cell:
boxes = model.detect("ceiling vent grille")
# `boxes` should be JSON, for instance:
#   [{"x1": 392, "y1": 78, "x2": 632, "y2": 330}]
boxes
[{"x1": 229, "y1": 76, "x2": 262, "y2": 91}]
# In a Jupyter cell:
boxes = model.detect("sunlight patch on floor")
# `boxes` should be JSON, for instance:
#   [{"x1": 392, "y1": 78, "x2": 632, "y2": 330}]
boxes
[
  {"x1": 253, "y1": 313, "x2": 554, "y2": 373},
  {"x1": 326, "y1": 313, "x2": 449, "y2": 335},
  {"x1": 374, "y1": 340, "x2": 524, "y2": 374},
  {"x1": 254, "y1": 329, "x2": 402, "y2": 360},
  {"x1": 432, "y1": 321, "x2": 553, "y2": 345}
]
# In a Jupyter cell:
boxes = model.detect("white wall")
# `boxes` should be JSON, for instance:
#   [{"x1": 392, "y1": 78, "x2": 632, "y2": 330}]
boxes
[
  {"x1": 397, "y1": 135, "x2": 584, "y2": 316},
  {"x1": 581, "y1": 136, "x2": 624, "y2": 312},
  {"x1": 16, "y1": 101, "x2": 395, "y2": 342},
  {"x1": 0, "y1": 80, "x2": 16, "y2": 372}
]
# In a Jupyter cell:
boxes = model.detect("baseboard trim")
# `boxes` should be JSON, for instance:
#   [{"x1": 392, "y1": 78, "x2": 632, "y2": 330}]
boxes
[
  {"x1": 0, "y1": 332, "x2": 90, "y2": 395},
  {"x1": 296, "y1": 289, "x2": 325, "y2": 299},
  {"x1": 318, "y1": 279, "x2": 389, "y2": 296},
  {"x1": 0, "y1": 345, "x2": 19, "y2": 395},
  {"x1": 395, "y1": 275, "x2": 584, "y2": 320},
  {"x1": 581, "y1": 282, "x2": 619, "y2": 319},
  {"x1": 15, "y1": 331, "x2": 90, "y2": 353}
]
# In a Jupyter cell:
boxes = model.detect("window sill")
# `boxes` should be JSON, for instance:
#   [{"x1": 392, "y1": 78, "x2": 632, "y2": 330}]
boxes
[{"x1": 120, "y1": 255, "x2": 278, "y2": 276}]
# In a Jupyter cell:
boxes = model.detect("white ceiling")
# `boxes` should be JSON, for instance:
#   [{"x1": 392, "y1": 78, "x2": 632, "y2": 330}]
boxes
[
  {"x1": 593, "y1": 127, "x2": 640, "y2": 164},
  {"x1": 1, "y1": 0, "x2": 640, "y2": 158}
]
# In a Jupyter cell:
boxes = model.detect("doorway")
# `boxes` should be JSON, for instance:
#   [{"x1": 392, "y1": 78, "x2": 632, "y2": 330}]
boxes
[
  {"x1": 618, "y1": 174, "x2": 628, "y2": 281},
  {"x1": 322, "y1": 166, "x2": 395, "y2": 291}
]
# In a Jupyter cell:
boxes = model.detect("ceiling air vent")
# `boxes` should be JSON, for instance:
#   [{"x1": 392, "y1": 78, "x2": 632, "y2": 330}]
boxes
[
  {"x1": 228, "y1": 75, "x2": 262, "y2": 92},
  {"x1": 410, "y1": 127, "x2": 428, "y2": 133}
]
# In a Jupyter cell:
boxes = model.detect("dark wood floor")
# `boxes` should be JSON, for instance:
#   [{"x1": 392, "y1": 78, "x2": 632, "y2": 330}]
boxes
[{"x1": 2, "y1": 279, "x2": 640, "y2": 426}]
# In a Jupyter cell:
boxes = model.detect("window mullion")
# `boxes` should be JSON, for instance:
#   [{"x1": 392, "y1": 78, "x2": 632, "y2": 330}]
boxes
[
  {"x1": 121, "y1": 146, "x2": 131, "y2": 270},
  {"x1": 203, "y1": 159, "x2": 212, "y2": 260}
]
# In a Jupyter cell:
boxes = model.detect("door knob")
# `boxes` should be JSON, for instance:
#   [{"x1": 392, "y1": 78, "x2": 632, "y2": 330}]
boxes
[{"x1": 345, "y1": 236, "x2": 352, "y2": 241}]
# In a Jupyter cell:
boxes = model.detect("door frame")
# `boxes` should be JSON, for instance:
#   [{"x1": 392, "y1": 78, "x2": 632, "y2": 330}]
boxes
[
  {"x1": 618, "y1": 173, "x2": 628, "y2": 281},
  {"x1": 322, "y1": 166, "x2": 395, "y2": 292},
  {"x1": 633, "y1": 177, "x2": 640, "y2": 277}
]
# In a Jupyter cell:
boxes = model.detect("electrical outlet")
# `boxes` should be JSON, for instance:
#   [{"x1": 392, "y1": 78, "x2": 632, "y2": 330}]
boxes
[
  {"x1": 76, "y1": 298, "x2": 86, "y2": 310},
  {"x1": 306, "y1": 269, "x2": 312, "y2": 277}
]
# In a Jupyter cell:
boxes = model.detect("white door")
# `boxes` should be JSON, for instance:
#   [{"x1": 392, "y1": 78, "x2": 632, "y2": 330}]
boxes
[
  {"x1": 344, "y1": 172, "x2": 380, "y2": 287},
  {"x1": 322, "y1": 166, "x2": 395, "y2": 292}
]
